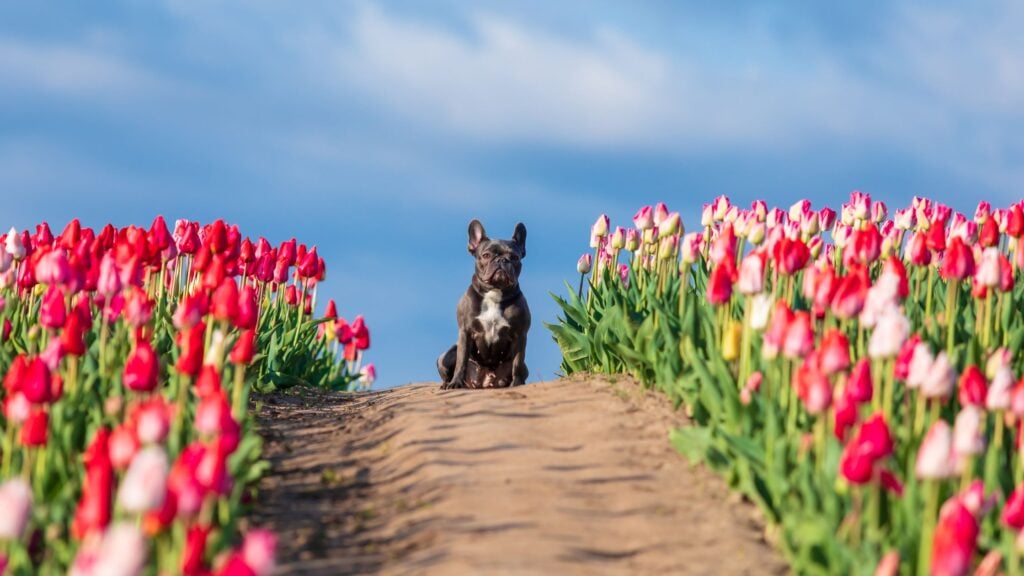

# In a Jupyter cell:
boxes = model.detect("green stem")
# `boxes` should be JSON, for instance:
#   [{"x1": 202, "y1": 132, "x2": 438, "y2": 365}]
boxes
[
  {"x1": 985, "y1": 413, "x2": 1006, "y2": 491},
  {"x1": 917, "y1": 480, "x2": 940, "y2": 576}
]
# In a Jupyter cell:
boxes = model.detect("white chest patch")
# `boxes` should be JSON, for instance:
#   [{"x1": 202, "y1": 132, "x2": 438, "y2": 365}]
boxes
[{"x1": 477, "y1": 290, "x2": 510, "y2": 345}]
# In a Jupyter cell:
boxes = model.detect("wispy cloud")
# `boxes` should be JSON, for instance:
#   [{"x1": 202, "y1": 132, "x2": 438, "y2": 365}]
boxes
[{"x1": 0, "y1": 38, "x2": 163, "y2": 99}]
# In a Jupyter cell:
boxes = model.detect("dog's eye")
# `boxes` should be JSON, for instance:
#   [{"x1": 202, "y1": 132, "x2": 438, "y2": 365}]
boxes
[
  {"x1": 482, "y1": 252, "x2": 492, "y2": 259},
  {"x1": 510, "y1": 254, "x2": 520, "y2": 262}
]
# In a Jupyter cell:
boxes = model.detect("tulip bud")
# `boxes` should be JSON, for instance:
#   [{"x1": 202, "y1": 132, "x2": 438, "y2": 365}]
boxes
[
  {"x1": 680, "y1": 233, "x2": 702, "y2": 264},
  {"x1": 659, "y1": 212, "x2": 682, "y2": 237},
  {"x1": 700, "y1": 204, "x2": 714, "y2": 227},
  {"x1": 591, "y1": 214, "x2": 610, "y2": 238},
  {"x1": 633, "y1": 206, "x2": 653, "y2": 230},
  {"x1": 5, "y1": 228, "x2": 25, "y2": 260},
  {"x1": 713, "y1": 197, "x2": 731, "y2": 222}
]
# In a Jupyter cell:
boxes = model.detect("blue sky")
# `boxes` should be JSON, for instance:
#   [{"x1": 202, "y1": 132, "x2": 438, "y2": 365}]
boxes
[{"x1": 2, "y1": 1, "x2": 1023, "y2": 386}]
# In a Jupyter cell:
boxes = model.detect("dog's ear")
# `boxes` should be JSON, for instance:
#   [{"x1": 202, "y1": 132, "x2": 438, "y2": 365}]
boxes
[
  {"x1": 512, "y1": 222, "x2": 527, "y2": 258},
  {"x1": 468, "y1": 220, "x2": 488, "y2": 255}
]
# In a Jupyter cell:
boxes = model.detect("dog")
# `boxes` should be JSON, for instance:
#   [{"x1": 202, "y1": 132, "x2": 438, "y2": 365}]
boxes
[{"x1": 438, "y1": 220, "x2": 530, "y2": 389}]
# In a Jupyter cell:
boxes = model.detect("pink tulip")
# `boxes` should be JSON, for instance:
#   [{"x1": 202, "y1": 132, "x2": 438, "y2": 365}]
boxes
[
  {"x1": 952, "y1": 406, "x2": 985, "y2": 461},
  {"x1": 109, "y1": 425, "x2": 140, "y2": 471},
  {"x1": 97, "y1": 253, "x2": 121, "y2": 296},
  {"x1": 873, "y1": 551, "x2": 900, "y2": 576},
  {"x1": 782, "y1": 312, "x2": 814, "y2": 359},
  {"x1": 0, "y1": 478, "x2": 32, "y2": 540},
  {"x1": 576, "y1": 254, "x2": 592, "y2": 274},
  {"x1": 737, "y1": 252, "x2": 765, "y2": 295},
  {"x1": 819, "y1": 330, "x2": 850, "y2": 375},
  {"x1": 242, "y1": 529, "x2": 277, "y2": 576},
  {"x1": 916, "y1": 421, "x2": 954, "y2": 480},
  {"x1": 633, "y1": 206, "x2": 654, "y2": 230},
  {"x1": 134, "y1": 398, "x2": 171, "y2": 445},
  {"x1": 868, "y1": 307, "x2": 909, "y2": 359},
  {"x1": 921, "y1": 351, "x2": 956, "y2": 400},
  {"x1": 84, "y1": 523, "x2": 148, "y2": 576},
  {"x1": 118, "y1": 447, "x2": 169, "y2": 514}
]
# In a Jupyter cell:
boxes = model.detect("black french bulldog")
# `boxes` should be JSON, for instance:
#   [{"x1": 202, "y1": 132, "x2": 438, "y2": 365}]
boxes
[{"x1": 438, "y1": 220, "x2": 530, "y2": 389}]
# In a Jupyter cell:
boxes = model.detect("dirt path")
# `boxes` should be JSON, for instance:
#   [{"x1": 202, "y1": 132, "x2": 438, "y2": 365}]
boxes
[{"x1": 254, "y1": 377, "x2": 786, "y2": 575}]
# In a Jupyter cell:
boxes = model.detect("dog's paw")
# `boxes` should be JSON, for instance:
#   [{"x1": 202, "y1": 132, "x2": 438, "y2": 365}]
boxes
[
  {"x1": 441, "y1": 378, "x2": 466, "y2": 390},
  {"x1": 511, "y1": 378, "x2": 526, "y2": 387}
]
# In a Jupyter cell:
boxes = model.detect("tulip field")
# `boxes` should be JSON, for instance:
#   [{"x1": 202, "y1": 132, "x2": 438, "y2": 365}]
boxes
[
  {"x1": 550, "y1": 194, "x2": 1024, "y2": 575},
  {"x1": 0, "y1": 218, "x2": 372, "y2": 575}
]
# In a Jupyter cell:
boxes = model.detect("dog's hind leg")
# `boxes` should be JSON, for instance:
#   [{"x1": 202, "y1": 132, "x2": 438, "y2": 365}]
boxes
[{"x1": 437, "y1": 345, "x2": 457, "y2": 384}]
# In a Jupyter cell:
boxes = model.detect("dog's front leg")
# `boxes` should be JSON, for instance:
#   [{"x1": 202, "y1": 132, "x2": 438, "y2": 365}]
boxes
[
  {"x1": 442, "y1": 330, "x2": 470, "y2": 389},
  {"x1": 510, "y1": 333, "x2": 528, "y2": 386}
]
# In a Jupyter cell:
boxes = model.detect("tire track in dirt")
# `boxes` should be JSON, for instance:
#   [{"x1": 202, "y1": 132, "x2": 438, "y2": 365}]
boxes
[{"x1": 254, "y1": 376, "x2": 786, "y2": 575}]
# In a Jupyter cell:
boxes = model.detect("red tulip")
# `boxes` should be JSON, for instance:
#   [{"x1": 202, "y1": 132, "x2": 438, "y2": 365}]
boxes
[
  {"x1": 182, "y1": 525, "x2": 211, "y2": 575},
  {"x1": 940, "y1": 237, "x2": 975, "y2": 281},
  {"x1": 831, "y1": 272, "x2": 868, "y2": 320},
  {"x1": 212, "y1": 279, "x2": 239, "y2": 324},
  {"x1": 345, "y1": 316, "x2": 371, "y2": 361},
  {"x1": 774, "y1": 236, "x2": 810, "y2": 276},
  {"x1": 907, "y1": 232, "x2": 932, "y2": 267},
  {"x1": 931, "y1": 497, "x2": 978, "y2": 576},
  {"x1": 324, "y1": 299, "x2": 338, "y2": 320},
  {"x1": 176, "y1": 324, "x2": 206, "y2": 377},
  {"x1": 236, "y1": 285, "x2": 259, "y2": 329},
  {"x1": 926, "y1": 217, "x2": 948, "y2": 253},
  {"x1": 195, "y1": 365, "x2": 222, "y2": 398},
  {"x1": 806, "y1": 264, "x2": 838, "y2": 318},
  {"x1": 882, "y1": 257, "x2": 909, "y2": 301},
  {"x1": 216, "y1": 554, "x2": 258, "y2": 576},
  {"x1": 1008, "y1": 205, "x2": 1024, "y2": 238},
  {"x1": 61, "y1": 308, "x2": 87, "y2": 356},
  {"x1": 860, "y1": 414, "x2": 894, "y2": 459},
  {"x1": 19, "y1": 356, "x2": 54, "y2": 404},
  {"x1": 707, "y1": 259, "x2": 736, "y2": 305},
  {"x1": 958, "y1": 365, "x2": 987, "y2": 408},
  {"x1": 230, "y1": 330, "x2": 256, "y2": 365},
  {"x1": 847, "y1": 359, "x2": 874, "y2": 403},
  {"x1": 845, "y1": 223, "x2": 882, "y2": 265},
  {"x1": 979, "y1": 217, "x2": 999, "y2": 248},
  {"x1": 123, "y1": 340, "x2": 159, "y2": 393},
  {"x1": 1003, "y1": 485, "x2": 1024, "y2": 530},
  {"x1": 20, "y1": 408, "x2": 48, "y2": 447},
  {"x1": 297, "y1": 246, "x2": 320, "y2": 279},
  {"x1": 148, "y1": 215, "x2": 173, "y2": 252},
  {"x1": 39, "y1": 285, "x2": 66, "y2": 328},
  {"x1": 833, "y1": 391, "x2": 859, "y2": 441},
  {"x1": 58, "y1": 218, "x2": 82, "y2": 250}
]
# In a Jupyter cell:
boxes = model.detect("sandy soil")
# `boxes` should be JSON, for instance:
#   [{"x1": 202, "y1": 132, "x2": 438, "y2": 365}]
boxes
[{"x1": 254, "y1": 376, "x2": 786, "y2": 575}]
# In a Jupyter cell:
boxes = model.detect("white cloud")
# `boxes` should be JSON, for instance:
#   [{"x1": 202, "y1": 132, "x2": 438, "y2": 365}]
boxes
[
  {"x1": 0, "y1": 39, "x2": 162, "y2": 98},
  {"x1": 336, "y1": 8, "x2": 677, "y2": 148}
]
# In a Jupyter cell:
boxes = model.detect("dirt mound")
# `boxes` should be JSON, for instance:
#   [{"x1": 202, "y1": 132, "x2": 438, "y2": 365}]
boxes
[{"x1": 254, "y1": 377, "x2": 785, "y2": 575}]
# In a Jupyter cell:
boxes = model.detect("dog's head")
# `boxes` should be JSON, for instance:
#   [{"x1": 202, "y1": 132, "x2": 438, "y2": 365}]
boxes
[{"x1": 467, "y1": 220, "x2": 526, "y2": 290}]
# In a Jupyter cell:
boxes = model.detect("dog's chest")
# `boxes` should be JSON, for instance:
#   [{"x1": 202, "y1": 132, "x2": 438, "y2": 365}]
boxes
[{"x1": 476, "y1": 290, "x2": 510, "y2": 345}]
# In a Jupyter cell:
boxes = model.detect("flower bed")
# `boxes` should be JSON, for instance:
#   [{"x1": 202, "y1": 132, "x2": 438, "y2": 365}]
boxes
[
  {"x1": 550, "y1": 195, "x2": 1024, "y2": 575},
  {"x1": 0, "y1": 217, "x2": 372, "y2": 575}
]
